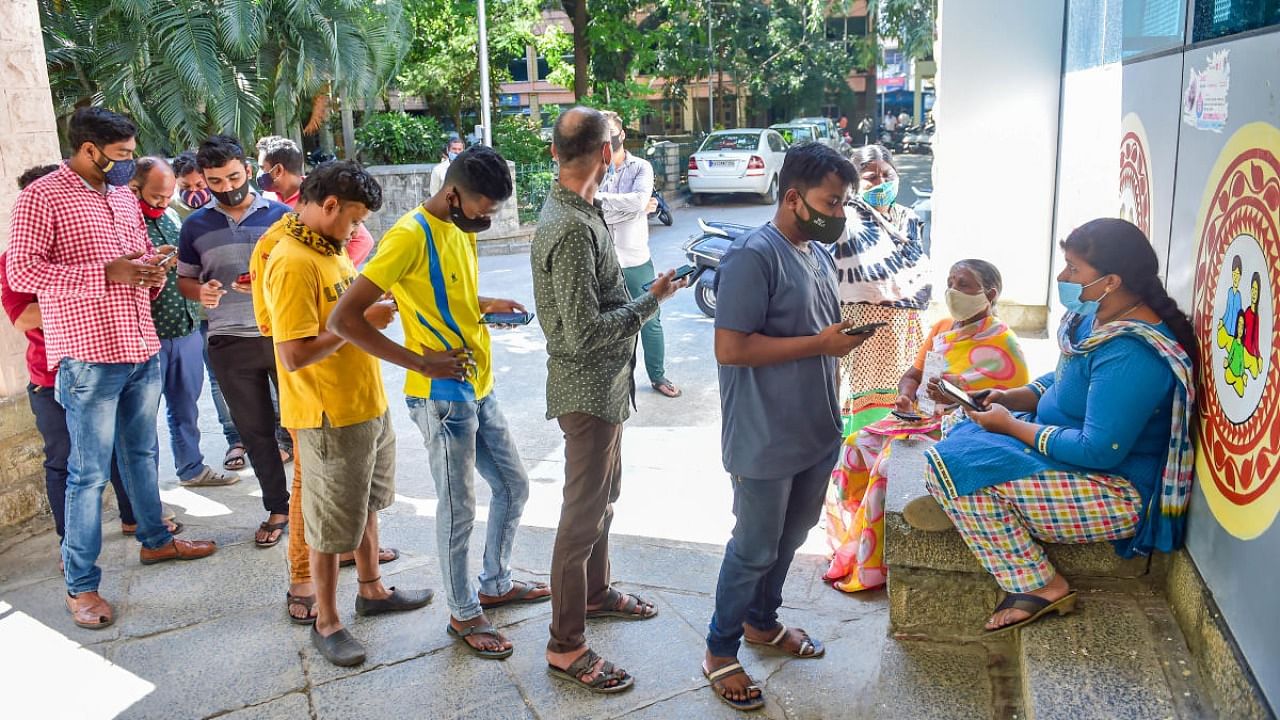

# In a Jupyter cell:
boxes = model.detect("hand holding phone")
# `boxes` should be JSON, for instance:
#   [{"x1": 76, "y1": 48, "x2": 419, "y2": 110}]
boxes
[
  {"x1": 842, "y1": 321, "x2": 888, "y2": 337},
  {"x1": 153, "y1": 248, "x2": 178, "y2": 267},
  {"x1": 938, "y1": 378, "x2": 984, "y2": 412},
  {"x1": 641, "y1": 264, "x2": 700, "y2": 292}
]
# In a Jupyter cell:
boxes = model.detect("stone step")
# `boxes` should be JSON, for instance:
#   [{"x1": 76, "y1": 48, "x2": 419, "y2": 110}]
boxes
[{"x1": 1019, "y1": 591, "x2": 1212, "y2": 720}]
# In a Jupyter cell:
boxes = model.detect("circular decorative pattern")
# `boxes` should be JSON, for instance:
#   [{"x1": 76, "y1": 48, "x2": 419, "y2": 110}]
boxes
[
  {"x1": 1192, "y1": 122, "x2": 1280, "y2": 540},
  {"x1": 1120, "y1": 113, "x2": 1154, "y2": 239}
]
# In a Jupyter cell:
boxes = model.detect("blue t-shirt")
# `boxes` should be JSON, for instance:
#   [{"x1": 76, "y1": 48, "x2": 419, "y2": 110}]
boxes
[
  {"x1": 178, "y1": 193, "x2": 290, "y2": 337},
  {"x1": 715, "y1": 223, "x2": 842, "y2": 478}
]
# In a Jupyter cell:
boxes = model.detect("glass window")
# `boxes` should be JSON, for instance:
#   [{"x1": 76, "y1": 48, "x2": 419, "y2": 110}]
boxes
[
  {"x1": 1122, "y1": 0, "x2": 1187, "y2": 57},
  {"x1": 772, "y1": 126, "x2": 816, "y2": 144},
  {"x1": 1066, "y1": 0, "x2": 1123, "y2": 70},
  {"x1": 769, "y1": 133, "x2": 786, "y2": 152},
  {"x1": 1194, "y1": 0, "x2": 1280, "y2": 41},
  {"x1": 699, "y1": 132, "x2": 763, "y2": 152}
]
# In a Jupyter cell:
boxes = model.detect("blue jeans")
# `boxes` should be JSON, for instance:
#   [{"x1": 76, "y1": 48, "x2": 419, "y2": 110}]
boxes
[
  {"x1": 27, "y1": 383, "x2": 134, "y2": 538},
  {"x1": 201, "y1": 321, "x2": 240, "y2": 447},
  {"x1": 706, "y1": 448, "x2": 838, "y2": 658},
  {"x1": 58, "y1": 357, "x2": 173, "y2": 594},
  {"x1": 157, "y1": 332, "x2": 207, "y2": 481},
  {"x1": 407, "y1": 392, "x2": 530, "y2": 621}
]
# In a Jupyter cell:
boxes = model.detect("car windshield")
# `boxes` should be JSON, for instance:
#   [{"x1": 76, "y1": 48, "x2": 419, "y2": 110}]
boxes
[
  {"x1": 773, "y1": 126, "x2": 815, "y2": 143},
  {"x1": 700, "y1": 133, "x2": 760, "y2": 152}
]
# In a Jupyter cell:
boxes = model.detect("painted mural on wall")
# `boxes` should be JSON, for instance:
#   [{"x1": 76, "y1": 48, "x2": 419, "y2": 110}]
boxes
[
  {"x1": 1119, "y1": 113, "x2": 1153, "y2": 239},
  {"x1": 1192, "y1": 122, "x2": 1280, "y2": 540}
]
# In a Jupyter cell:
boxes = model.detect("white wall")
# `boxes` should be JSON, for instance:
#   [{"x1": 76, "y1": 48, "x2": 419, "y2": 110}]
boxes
[{"x1": 933, "y1": 0, "x2": 1067, "y2": 309}]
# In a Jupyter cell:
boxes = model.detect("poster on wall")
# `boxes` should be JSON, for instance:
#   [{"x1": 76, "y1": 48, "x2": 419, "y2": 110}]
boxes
[
  {"x1": 1119, "y1": 113, "x2": 1153, "y2": 239},
  {"x1": 1192, "y1": 122, "x2": 1280, "y2": 540},
  {"x1": 1182, "y1": 50, "x2": 1230, "y2": 133}
]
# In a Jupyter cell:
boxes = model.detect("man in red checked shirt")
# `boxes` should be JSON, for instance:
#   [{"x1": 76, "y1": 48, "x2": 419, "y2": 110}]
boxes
[{"x1": 4, "y1": 107, "x2": 216, "y2": 631}]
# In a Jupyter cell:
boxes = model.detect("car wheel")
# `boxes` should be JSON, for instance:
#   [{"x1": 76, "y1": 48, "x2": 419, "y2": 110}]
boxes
[
  {"x1": 760, "y1": 176, "x2": 778, "y2": 205},
  {"x1": 695, "y1": 276, "x2": 717, "y2": 317},
  {"x1": 658, "y1": 208, "x2": 673, "y2": 226}
]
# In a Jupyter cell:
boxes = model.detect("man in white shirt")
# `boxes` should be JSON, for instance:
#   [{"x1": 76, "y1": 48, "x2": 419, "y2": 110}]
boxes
[
  {"x1": 598, "y1": 112, "x2": 681, "y2": 398},
  {"x1": 429, "y1": 137, "x2": 466, "y2": 197}
]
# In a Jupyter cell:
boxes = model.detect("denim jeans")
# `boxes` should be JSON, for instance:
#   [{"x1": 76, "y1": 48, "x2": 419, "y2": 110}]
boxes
[
  {"x1": 407, "y1": 392, "x2": 529, "y2": 621},
  {"x1": 27, "y1": 383, "x2": 134, "y2": 538},
  {"x1": 58, "y1": 356, "x2": 172, "y2": 594},
  {"x1": 706, "y1": 447, "x2": 838, "y2": 658},
  {"x1": 157, "y1": 332, "x2": 207, "y2": 481}
]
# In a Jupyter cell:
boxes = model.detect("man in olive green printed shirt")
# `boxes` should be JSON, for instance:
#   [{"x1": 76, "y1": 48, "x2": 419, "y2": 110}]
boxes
[{"x1": 530, "y1": 107, "x2": 685, "y2": 694}]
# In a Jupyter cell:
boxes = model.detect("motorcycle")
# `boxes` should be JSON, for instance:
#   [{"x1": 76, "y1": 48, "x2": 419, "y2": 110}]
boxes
[
  {"x1": 683, "y1": 218, "x2": 751, "y2": 317},
  {"x1": 649, "y1": 188, "x2": 673, "y2": 226}
]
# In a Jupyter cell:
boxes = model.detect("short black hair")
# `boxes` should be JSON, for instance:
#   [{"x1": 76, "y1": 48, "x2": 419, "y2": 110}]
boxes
[
  {"x1": 68, "y1": 107, "x2": 137, "y2": 152},
  {"x1": 1231, "y1": 255, "x2": 1242, "y2": 272},
  {"x1": 172, "y1": 151, "x2": 200, "y2": 177},
  {"x1": 778, "y1": 142, "x2": 857, "y2": 201},
  {"x1": 17, "y1": 164, "x2": 60, "y2": 190},
  {"x1": 298, "y1": 160, "x2": 383, "y2": 212},
  {"x1": 262, "y1": 140, "x2": 304, "y2": 175},
  {"x1": 444, "y1": 146, "x2": 513, "y2": 202},
  {"x1": 196, "y1": 134, "x2": 247, "y2": 170},
  {"x1": 553, "y1": 107, "x2": 608, "y2": 166}
]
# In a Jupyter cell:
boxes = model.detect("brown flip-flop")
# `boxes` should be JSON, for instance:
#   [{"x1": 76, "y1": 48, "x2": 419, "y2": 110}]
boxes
[
  {"x1": 479, "y1": 579, "x2": 552, "y2": 609},
  {"x1": 339, "y1": 547, "x2": 399, "y2": 567},
  {"x1": 255, "y1": 520, "x2": 288, "y2": 548},
  {"x1": 984, "y1": 591, "x2": 1078, "y2": 636},
  {"x1": 286, "y1": 592, "x2": 317, "y2": 625}
]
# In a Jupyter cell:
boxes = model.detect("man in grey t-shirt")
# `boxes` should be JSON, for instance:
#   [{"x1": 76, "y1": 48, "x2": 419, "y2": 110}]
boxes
[{"x1": 701, "y1": 143, "x2": 867, "y2": 711}]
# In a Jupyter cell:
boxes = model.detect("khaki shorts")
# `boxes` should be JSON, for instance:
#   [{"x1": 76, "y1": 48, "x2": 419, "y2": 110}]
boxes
[{"x1": 296, "y1": 411, "x2": 397, "y2": 554}]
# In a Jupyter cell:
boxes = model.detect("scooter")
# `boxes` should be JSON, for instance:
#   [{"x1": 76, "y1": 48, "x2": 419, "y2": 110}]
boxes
[
  {"x1": 683, "y1": 218, "x2": 751, "y2": 317},
  {"x1": 649, "y1": 188, "x2": 673, "y2": 226}
]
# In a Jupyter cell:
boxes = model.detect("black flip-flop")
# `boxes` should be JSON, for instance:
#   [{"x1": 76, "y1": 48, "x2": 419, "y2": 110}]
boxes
[
  {"x1": 479, "y1": 579, "x2": 552, "y2": 609},
  {"x1": 704, "y1": 661, "x2": 765, "y2": 712},
  {"x1": 286, "y1": 592, "x2": 317, "y2": 626},
  {"x1": 447, "y1": 623, "x2": 513, "y2": 659},
  {"x1": 983, "y1": 591, "x2": 1078, "y2": 636},
  {"x1": 339, "y1": 547, "x2": 400, "y2": 568},
  {"x1": 585, "y1": 589, "x2": 658, "y2": 620},
  {"x1": 223, "y1": 444, "x2": 247, "y2": 471},
  {"x1": 255, "y1": 520, "x2": 288, "y2": 548}
]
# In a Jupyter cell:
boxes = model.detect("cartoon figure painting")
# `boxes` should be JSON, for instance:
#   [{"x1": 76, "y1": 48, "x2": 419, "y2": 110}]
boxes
[{"x1": 1217, "y1": 258, "x2": 1263, "y2": 397}]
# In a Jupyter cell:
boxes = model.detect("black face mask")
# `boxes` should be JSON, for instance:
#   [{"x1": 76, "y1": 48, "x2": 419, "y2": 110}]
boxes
[
  {"x1": 211, "y1": 182, "x2": 250, "y2": 208},
  {"x1": 448, "y1": 193, "x2": 491, "y2": 233}
]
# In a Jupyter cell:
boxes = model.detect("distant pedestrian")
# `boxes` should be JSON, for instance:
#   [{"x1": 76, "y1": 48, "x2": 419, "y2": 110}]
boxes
[
  {"x1": 257, "y1": 137, "x2": 374, "y2": 266},
  {"x1": 598, "y1": 111, "x2": 682, "y2": 398},
  {"x1": 830, "y1": 144, "x2": 930, "y2": 435},
  {"x1": 171, "y1": 151, "x2": 211, "y2": 220},
  {"x1": 429, "y1": 136, "x2": 466, "y2": 198},
  {"x1": 531, "y1": 106, "x2": 686, "y2": 694},
  {"x1": 6, "y1": 108, "x2": 216, "y2": 630}
]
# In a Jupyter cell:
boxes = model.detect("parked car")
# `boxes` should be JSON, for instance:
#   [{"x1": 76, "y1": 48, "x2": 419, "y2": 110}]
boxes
[
  {"x1": 790, "y1": 116, "x2": 852, "y2": 156},
  {"x1": 769, "y1": 122, "x2": 821, "y2": 147},
  {"x1": 687, "y1": 129, "x2": 789, "y2": 205}
]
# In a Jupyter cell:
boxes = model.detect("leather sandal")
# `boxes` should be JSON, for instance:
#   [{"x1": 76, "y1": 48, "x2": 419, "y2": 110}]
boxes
[
  {"x1": 65, "y1": 592, "x2": 114, "y2": 630},
  {"x1": 744, "y1": 623, "x2": 825, "y2": 658},
  {"x1": 547, "y1": 648, "x2": 634, "y2": 694},
  {"x1": 479, "y1": 579, "x2": 552, "y2": 609},
  {"x1": 286, "y1": 592, "x2": 317, "y2": 626},
  {"x1": 586, "y1": 588, "x2": 657, "y2": 620},
  {"x1": 704, "y1": 661, "x2": 766, "y2": 711},
  {"x1": 447, "y1": 622, "x2": 513, "y2": 659}
]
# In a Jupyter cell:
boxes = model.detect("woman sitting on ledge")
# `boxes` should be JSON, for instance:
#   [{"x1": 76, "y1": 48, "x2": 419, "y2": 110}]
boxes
[
  {"x1": 909, "y1": 218, "x2": 1197, "y2": 634},
  {"x1": 824, "y1": 259, "x2": 1030, "y2": 593}
]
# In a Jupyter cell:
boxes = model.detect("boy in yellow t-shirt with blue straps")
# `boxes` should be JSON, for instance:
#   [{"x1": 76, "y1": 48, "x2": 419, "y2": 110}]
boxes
[{"x1": 329, "y1": 146, "x2": 550, "y2": 660}]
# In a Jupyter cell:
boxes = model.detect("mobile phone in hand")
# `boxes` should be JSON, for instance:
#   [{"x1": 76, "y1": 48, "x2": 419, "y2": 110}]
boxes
[
  {"x1": 153, "y1": 249, "x2": 178, "y2": 266},
  {"x1": 842, "y1": 321, "x2": 889, "y2": 336},
  {"x1": 939, "y1": 378, "x2": 983, "y2": 412},
  {"x1": 891, "y1": 410, "x2": 925, "y2": 422},
  {"x1": 480, "y1": 311, "x2": 535, "y2": 326},
  {"x1": 641, "y1": 264, "x2": 699, "y2": 291}
]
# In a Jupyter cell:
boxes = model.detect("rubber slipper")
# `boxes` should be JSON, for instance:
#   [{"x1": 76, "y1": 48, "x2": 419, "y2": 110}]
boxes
[
  {"x1": 704, "y1": 661, "x2": 765, "y2": 711},
  {"x1": 339, "y1": 547, "x2": 399, "y2": 568},
  {"x1": 546, "y1": 648, "x2": 634, "y2": 694},
  {"x1": 286, "y1": 592, "x2": 317, "y2": 626},
  {"x1": 652, "y1": 380, "x2": 682, "y2": 398},
  {"x1": 354, "y1": 586, "x2": 434, "y2": 617},
  {"x1": 255, "y1": 520, "x2": 288, "y2": 548},
  {"x1": 447, "y1": 622, "x2": 513, "y2": 659},
  {"x1": 984, "y1": 591, "x2": 1078, "y2": 636},
  {"x1": 223, "y1": 444, "x2": 247, "y2": 471},
  {"x1": 311, "y1": 625, "x2": 365, "y2": 667},
  {"x1": 743, "y1": 623, "x2": 825, "y2": 658},
  {"x1": 479, "y1": 579, "x2": 552, "y2": 609}
]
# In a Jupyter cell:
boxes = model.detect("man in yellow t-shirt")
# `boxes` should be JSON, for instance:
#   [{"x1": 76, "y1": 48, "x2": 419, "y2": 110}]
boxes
[
  {"x1": 263, "y1": 161, "x2": 441, "y2": 668},
  {"x1": 329, "y1": 146, "x2": 550, "y2": 660}
]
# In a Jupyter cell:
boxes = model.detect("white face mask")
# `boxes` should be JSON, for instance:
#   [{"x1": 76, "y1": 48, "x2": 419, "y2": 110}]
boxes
[{"x1": 945, "y1": 287, "x2": 991, "y2": 321}]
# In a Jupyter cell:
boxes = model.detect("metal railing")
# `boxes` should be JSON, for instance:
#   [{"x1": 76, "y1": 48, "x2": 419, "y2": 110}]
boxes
[{"x1": 514, "y1": 162, "x2": 556, "y2": 225}]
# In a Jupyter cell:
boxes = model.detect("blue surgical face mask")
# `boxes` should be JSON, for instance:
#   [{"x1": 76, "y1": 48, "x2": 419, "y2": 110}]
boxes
[
  {"x1": 447, "y1": 151, "x2": 459, "y2": 161},
  {"x1": 861, "y1": 179, "x2": 899, "y2": 208},
  {"x1": 1057, "y1": 276, "x2": 1110, "y2": 315}
]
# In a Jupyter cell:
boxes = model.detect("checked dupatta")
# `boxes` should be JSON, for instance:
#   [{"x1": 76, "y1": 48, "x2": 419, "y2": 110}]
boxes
[{"x1": 1058, "y1": 315, "x2": 1196, "y2": 555}]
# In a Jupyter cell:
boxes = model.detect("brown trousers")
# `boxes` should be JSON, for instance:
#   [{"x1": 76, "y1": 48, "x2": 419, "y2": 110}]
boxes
[{"x1": 548, "y1": 412, "x2": 624, "y2": 653}]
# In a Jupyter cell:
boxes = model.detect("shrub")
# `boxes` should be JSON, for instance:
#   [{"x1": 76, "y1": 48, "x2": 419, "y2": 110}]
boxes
[
  {"x1": 494, "y1": 114, "x2": 550, "y2": 165},
  {"x1": 355, "y1": 112, "x2": 445, "y2": 165}
]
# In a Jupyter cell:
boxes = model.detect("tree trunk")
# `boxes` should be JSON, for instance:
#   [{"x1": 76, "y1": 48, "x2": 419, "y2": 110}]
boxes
[
  {"x1": 866, "y1": 9, "x2": 878, "y2": 134},
  {"x1": 572, "y1": 0, "x2": 589, "y2": 100},
  {"x1": 274, "y1": 110, "x2": 288, "y2": 137},
  {"x1": 341, "y1": 101, "x2": 357, "y2": 160}
]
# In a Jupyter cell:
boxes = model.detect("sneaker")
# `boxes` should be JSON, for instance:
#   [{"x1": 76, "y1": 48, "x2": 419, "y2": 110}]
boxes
[{"x1": 180, "y1": 465, "x2": 241, "y2": 487}]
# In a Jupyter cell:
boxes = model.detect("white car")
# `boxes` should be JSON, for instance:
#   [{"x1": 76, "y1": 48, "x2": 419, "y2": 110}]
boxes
[{"x1": 687, "y1": 129, "x2": 789, "y2": 204}]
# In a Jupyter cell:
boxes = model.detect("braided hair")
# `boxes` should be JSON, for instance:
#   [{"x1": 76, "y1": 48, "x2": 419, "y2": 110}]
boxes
[{"x1": 1061, "y1": 218, "x2": 1199, "y2": 379}]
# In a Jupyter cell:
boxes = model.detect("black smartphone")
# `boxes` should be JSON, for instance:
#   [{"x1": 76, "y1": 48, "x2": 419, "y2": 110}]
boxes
[
  {"x1": 480, "y1": 311, "x2": 535, "y2": 326},
  {"x1": 842, "y1": 321, "x2": 889, "y2": 336},
  {"x1": 939, "y1": 378, "x2": 983, "y2": 412},
  {"x1": 891, "y1": 410, "x2": 925, "y2": 422},
  {"x1": 641, "y1": 264, "x2": 699, "y2": 291},
  {"x1": 153, "y1": 248, "x2": 178, "y2": 266}
]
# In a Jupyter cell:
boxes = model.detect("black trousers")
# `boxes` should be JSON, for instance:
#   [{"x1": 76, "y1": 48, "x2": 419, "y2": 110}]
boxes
[{"x1": 206, "y1": 335, "x2": 290, "y2": 515}]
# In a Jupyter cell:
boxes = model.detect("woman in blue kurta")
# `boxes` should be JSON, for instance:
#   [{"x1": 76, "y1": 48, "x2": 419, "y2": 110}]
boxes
[{"x1": 910, "y1": 219, "x2": 1197, "y2": 634}]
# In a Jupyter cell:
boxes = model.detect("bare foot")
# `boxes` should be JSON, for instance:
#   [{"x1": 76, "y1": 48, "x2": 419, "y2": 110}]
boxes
[
  {"x1": 547, "y1": 646, "x2": 630, "y2": 690},
  {"x1": 986, "y1": 573, "x2": 1071, "y2": 630},
  {"x1": 288, "y1": 581, "x2": 317, "y2": 622},
  {"x1": 702, "y1": 652, "x2": 762, "y2": 704},
  {"x1": 451, "y1": 614, "x2": 511, "y2": 653},
  {"x1": 254, "y1": 513, "x2": 288, "y2": 545}
]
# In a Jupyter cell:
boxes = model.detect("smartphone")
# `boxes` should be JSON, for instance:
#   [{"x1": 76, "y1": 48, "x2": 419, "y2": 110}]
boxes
[
  {"x1": 842, "y1": 321, "x2": 889, "y2": 336},
  {"x1": 641, "y1": 264, "x2": 699, "y2": 291},
  {"x1": 891, "y1": 410, "x2": 925, "y2": 422},
  {"x1": 236, "y1": 272, "x2": 252, "y2": 285},
  {"x1": 939, "y1": 378, "x2": 983, "y2": 412},
  {"x1": 480, "y1": 311, "x2": 535, "y2": 326},
  {"x1": 153, "y1": 248, "x2": 178, "y2": 266}
]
